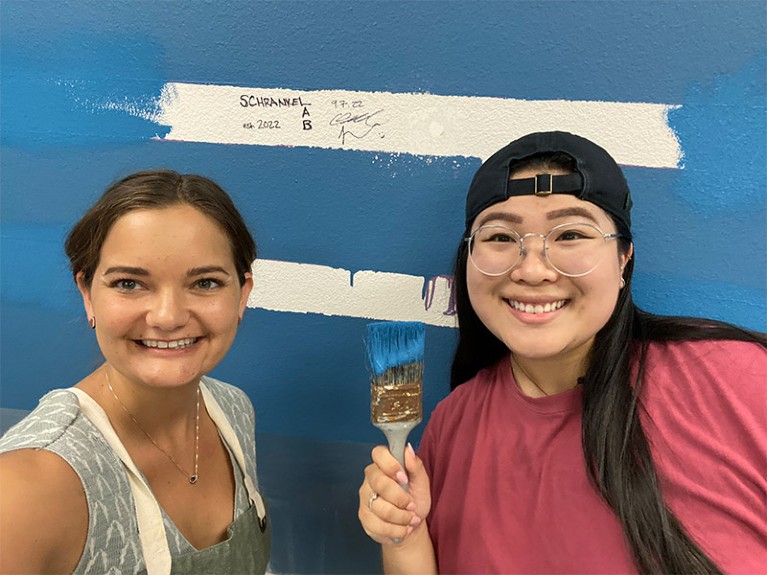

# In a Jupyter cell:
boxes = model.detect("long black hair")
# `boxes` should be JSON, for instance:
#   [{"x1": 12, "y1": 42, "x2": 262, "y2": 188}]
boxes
[{"x1": 450, "y1": 155, "x2": 767, "y2": 574}]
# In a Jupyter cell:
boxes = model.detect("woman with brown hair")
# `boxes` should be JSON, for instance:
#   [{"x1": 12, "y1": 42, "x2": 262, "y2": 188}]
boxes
[{"x1": 0, "y1": 170, "x2": 270, "y2": 574}]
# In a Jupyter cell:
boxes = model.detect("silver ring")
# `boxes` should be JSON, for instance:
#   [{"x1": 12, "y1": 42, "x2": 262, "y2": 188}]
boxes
[{"x1": 368, "y1": 492, "x2": 379, "y2": 511}]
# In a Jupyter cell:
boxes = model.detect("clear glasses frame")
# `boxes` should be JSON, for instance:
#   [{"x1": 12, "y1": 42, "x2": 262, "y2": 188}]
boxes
[{"x1": 465, "y1": 222, "x2": 623, "y2": 278}]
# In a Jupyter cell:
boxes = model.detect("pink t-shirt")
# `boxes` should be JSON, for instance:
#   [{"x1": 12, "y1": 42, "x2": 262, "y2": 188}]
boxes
[{"x1": 420, "y1": 340, "x2": 766, "y2": 574}]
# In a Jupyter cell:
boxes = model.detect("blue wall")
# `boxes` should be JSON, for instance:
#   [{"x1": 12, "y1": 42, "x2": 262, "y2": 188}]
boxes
[{"x1": 2, "y1": 2, "x2": 765, "y2": 572}]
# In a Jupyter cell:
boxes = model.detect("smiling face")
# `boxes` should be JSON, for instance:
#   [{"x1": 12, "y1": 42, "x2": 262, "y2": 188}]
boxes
[
  {"x1": 77, "y1": 204, "x2": 253, "y2": 390},
  {"x1": 466, "y1": 168, "x2": 632, "y2": 366}
]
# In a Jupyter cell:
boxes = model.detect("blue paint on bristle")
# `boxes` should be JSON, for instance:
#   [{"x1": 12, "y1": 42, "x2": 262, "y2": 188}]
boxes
[{"x1": 366, "y1": 321, "x2": 425, "y2": 377}]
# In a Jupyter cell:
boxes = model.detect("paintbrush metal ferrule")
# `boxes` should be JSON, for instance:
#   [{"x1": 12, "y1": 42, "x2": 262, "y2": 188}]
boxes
[{"x1": 370, "y1": 362, "x2": 423, "y2": 424}]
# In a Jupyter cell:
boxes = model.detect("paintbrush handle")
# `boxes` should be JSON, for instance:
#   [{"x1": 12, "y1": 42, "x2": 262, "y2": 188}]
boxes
[
  {"x1": 374, "y1": 420, "x2": 421, "y2": 485},
  {"x1": 374, "y1": 420, "x2": 421, "y2": 543}
]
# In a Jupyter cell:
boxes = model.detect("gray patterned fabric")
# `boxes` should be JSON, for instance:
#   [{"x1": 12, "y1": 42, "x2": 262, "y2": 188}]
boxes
[{"x1": 0, "y1": 377, "x2": 258, "y2": 575}]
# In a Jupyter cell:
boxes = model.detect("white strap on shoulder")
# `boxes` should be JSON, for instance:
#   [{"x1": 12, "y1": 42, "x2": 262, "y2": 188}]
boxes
[
  {"x1": 68, "y1": 388, "x2": 172, "y2": 575},
  {"x1": 199, "y1": 382, "x2": 267, "y2": 521}
]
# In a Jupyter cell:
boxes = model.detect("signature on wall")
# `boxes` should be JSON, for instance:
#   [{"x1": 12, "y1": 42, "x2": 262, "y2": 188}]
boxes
[{"x1": 329, "y1": 104, "x2": 386, "y2": 145}]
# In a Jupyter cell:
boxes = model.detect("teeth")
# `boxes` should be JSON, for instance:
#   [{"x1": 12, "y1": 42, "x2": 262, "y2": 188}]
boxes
[
  {"x1": 509, "y1": 299, "x2": 566, "y2": 314},
  {"x1": 141, "y1": 338, "x2": 197, "y2": 349}
]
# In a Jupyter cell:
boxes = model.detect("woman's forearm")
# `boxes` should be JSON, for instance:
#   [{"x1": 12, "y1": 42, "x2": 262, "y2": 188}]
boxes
[{"x1": 382, "y1": 520, "x2": 437, "y2": 575}]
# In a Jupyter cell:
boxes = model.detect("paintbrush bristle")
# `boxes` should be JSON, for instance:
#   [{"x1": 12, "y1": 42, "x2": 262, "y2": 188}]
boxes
[
  {"x1": 366, "y1": 321, "x2": 425, "y2": 377},
  {"x1": 366, "y1": 321, "x2": 424, "y2": 424}
]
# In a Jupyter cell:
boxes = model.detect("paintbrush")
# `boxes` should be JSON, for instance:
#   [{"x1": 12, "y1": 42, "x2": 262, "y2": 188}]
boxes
[{"x1": 366, "y1": 321, "x2": 425, "y2": 489}]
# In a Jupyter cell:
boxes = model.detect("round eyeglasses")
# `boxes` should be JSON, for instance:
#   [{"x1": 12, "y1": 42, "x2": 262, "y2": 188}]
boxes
[{"x1": 465, "y1": 222, "x2": 623, "y2": 277}]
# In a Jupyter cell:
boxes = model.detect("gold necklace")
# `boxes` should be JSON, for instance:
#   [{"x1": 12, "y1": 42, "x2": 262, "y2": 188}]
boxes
[{"x1": 105, "y1": 370, "x2": 200, "y2": 484}]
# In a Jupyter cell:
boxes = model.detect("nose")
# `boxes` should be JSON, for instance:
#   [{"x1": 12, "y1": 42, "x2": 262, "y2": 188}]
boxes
[
  {"x1": 510, "y1": 234, "x2": 558, "y2": 283},
  {"x1": 146, "y1": 287, "x2": 190, "y2": 330}
]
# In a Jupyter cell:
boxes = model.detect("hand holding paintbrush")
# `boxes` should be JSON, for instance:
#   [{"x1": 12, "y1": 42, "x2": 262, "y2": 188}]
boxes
[{"x1": 365, "y1": 321, "x2": 426, "y2": 544}]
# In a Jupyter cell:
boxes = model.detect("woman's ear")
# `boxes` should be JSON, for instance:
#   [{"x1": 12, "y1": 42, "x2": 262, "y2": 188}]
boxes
[
  {"x1": 621, "y1": 242, "x2": 634, "y2": 271},
  {"x1": 238, "y1": 272, "x2": 254, "y2": 319},
  {"x1": 75, "y1": 271, "x2": 95, "y2": 320}
]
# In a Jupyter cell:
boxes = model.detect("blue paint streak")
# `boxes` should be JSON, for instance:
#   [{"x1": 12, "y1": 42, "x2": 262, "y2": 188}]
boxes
[
  {"x1": 1, "y1": 31, "x2": 169, "y2": 147},
  {"x1": 365, "y1": 322, "x2": 426, "y2": 376},
  {"x1": 668, "y1": 55, "x2": 767, "y2": 210}
]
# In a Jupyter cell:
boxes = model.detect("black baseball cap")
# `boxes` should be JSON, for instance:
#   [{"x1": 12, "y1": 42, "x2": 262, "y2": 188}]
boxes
[{"x1": 465, "y1": 131, "x2": 633, "y2": 237}]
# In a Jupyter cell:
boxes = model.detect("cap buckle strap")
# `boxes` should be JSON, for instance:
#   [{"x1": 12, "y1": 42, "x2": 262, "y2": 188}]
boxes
[{"x1": 534, "y1": 173, "x2": 553, "y2": 196}]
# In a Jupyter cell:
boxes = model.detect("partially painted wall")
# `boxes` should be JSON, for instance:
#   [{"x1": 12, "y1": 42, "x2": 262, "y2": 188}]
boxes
[{"x1": 1, "y1": 2, "x2": 765, "y2": 573}]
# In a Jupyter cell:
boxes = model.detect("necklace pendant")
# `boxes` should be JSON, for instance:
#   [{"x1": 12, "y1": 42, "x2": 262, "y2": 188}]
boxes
[{"x1": 189, "y1": 475, "x2": 198, "y2": 484}]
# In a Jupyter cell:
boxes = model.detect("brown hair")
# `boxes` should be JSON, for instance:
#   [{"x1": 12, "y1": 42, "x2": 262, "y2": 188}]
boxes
[{"x1": 65, "y1": 169, "x2": 257, "y2": 287}]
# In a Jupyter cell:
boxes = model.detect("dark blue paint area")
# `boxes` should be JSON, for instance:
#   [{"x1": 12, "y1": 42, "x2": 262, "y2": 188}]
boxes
[
  {"x1": 211, "y1": 309, "x2": 454, "y2": 444},
  {"x1": 256, "y1": 433, "x2": 381, "y2": 574},
  {"x1": 1, "y1": 225, "x2": 76, "y2": 311},
  {"x1": 669, "y1": 55, "x2": 767, "y2": 210},
  {"x1": 625, "y1": 166, "x2": 766, "y2": 296},
  {"x1": 633, "y1": 272, "x2": 766, "y2": 333},
  {"x1": 227, "y1": 146, "x2": 471, "y2": 280},
  {"x1": 1, "y1": 31, "x2": 169, "y2": 147},
  {"x1": 0, "y1": 302, "x2": 101, "y2": 409}
]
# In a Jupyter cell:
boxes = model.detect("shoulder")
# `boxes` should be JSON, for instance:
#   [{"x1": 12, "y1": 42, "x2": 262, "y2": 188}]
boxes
[
  {"x1": 0, "y1": 448, "x2": 87, "y2": 573},
  {"x1": 201, "y1": 376, "x2": 258, "y2": 443},
  {"x1": 0, "y1": 389, "x2": 81, "y2": 452},
  {"x1": 644, "y1": 338, "x2": 765, "y2": 366},
  {"x1": 640, "y1": 339, "x2": 766, "y2": 432},
  {"x1": 642, "y1": 339, "x2": 766, "y2": 391},
  {"x1": 202, "y1": 376, "x2": 255, "y2": 419}
]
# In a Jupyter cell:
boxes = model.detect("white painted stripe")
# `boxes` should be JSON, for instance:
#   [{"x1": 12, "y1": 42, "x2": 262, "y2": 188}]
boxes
[
  {"x1": 248, "y1": 259, "x2": 456, "y2": 328},
  {"x1": 153, "y1": 83, "x2": 682, "y2": 167},
  {"x1": 150, "y1": 84, "x2": 683, "y2": 325}
]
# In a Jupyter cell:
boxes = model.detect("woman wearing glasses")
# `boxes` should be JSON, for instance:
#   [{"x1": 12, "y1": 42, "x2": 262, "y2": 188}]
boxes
[{"x1": 358, "y1": 132, "x2": 766, "y2": 574}]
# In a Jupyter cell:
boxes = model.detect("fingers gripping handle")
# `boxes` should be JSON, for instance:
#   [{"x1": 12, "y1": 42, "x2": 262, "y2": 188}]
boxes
[{"x1": 375, "y1": 420, "x2": 420, "y2": 543}]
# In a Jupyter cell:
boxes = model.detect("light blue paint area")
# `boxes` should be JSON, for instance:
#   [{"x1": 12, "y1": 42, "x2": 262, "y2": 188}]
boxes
[
  {"x1": 1, "y1": 31, "x2": 169, "y2": 147},
  {"x1": 365, "y1": 321, "x2": 426, "y2": 376},
  {"x1": 632, "y1": 271, "x2": 767, "y2": 332},
  {"x1": 668, "y1": 54, "x2": 767, "y2": 210},
  {"x1": 3, "y1": 1, "x2": 765, "y2": 110}
]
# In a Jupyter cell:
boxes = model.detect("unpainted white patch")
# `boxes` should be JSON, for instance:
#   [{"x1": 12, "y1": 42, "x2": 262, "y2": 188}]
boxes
[
  {"x1": 153, "y1": 83, "x2": 682, "y2": 167},
  {"x1": 248, "y1": 259, "x2": 456, "y2": 328}
]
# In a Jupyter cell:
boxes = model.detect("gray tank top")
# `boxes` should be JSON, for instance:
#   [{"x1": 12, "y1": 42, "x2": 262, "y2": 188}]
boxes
[{"x1": 0, "y1": 376, "x2": 261, "y2": 574}]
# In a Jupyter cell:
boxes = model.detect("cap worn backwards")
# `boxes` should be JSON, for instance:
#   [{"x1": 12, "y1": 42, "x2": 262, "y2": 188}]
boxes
[{"x1": 465, "y1": 131, "x2": 633, "y2": 238}]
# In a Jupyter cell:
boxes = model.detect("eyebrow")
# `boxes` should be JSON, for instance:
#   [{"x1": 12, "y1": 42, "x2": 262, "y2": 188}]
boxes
[
  {"x1": 474, "y1": 212, "x2": 523, "y2": 228},
  {"x1": 474, "y1": 206, "x2": 600, "y2": 228},
  {"x1": 187, "y1": 266, "x2": 231, "y2": 277},
  {"x1": 103, "y1": 266, "x2": 149, "y2": 276},
  {"x1": 102, "y1": 265, "x2": 231, "y2": 277},
  {"x1": 545, "y1": 207, "x2": 600, "y2": 223}
]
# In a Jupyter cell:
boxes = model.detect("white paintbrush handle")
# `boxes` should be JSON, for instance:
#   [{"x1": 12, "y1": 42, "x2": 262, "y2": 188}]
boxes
[{"x1": 375, "y1": 420, "x2": 421, "y2": 542}]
